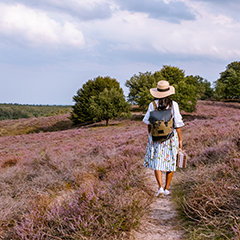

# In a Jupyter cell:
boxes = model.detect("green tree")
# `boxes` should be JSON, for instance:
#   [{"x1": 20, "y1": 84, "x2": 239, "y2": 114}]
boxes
[
  {"x1": 125, "y1": 66, "x2": 198, "y2": 112},
  {"x1": 171, "y1": 80, "x2": 197, "y2": 112},
  {"x1": 202, "y1": 79, "x2": 214, "y2": 99},
  {"x1": 185, "y1": 75, "x2": 214, "y2": 100},
  {"x1": 160, "y1": 65, "x2": 185, "y2": 84},
  {"x1": 215, "y1": 62, "x2": 240, "y2": 100},
  {"x1": 159, "y1": 65, "x2": 197, "y2": 112},
  {"x1": 71, "y1": 76, "x2": 123, "y2": 124},
  {"x1": 89, "y1": 88, "x2": 131, "y2": 126},
  {"x1": 226, "y1": 61, "x2": 240, "y2": 73},
  {"x1": 125, "y1": 72, "x2": 162, "y2": 104}
]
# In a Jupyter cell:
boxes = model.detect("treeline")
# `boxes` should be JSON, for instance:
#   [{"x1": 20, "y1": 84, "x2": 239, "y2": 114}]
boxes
[
  {"x1": 71, "y1": 61, "x2": 240, "y2": 125},
  {"x1": 0, "y1": 104, "x2": 72, "y2": 121},
  {"x1": 70, "y1": 66, "x2": 213, "y2": 125}
]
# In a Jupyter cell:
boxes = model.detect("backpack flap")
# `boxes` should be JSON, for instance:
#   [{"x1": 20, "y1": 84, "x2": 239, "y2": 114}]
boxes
[{"x1": 149, "y1": 109, "x2": 172, "y2": 124}]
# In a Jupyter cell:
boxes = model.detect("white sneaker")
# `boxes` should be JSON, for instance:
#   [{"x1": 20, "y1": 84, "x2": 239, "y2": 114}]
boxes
[
  {"x1": 164, "y1": 189, "x2": 170, "y2": 196},
  {"x1": 156, "y1": 187, "x2": 164, "y2": 196}
]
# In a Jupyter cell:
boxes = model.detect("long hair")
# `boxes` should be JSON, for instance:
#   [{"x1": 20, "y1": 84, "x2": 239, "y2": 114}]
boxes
[{"x1": 154, "y1": 96, "x2": 172, "y2": 110}]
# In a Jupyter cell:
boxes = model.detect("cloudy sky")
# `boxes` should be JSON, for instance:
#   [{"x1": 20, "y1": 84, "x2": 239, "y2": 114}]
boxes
[{"x1": 0, "y1": 0, "x2": 240, "y2": 105}]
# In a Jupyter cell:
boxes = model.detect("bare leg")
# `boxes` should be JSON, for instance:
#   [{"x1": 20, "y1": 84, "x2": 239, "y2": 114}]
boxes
[
  {"x1": 154, "y1": 170, "x2": 163, "y2": 189},
  {"x1": 165, "y1": 171, "x2": 174, "y2": 190}
]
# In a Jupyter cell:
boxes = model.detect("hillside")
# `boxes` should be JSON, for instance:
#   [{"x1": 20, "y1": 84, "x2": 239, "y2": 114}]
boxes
[
  {"x1": 175, "y1": 101, "x2": 240, "y2": 239},
  {"x1": 0, "y1": 116, "x2": 150, "y2": 239},
  {"x1": 0, "y1": 104, "x2": 72, "y2": 121},
  {"x1": 0, "y1": 113, "x2": 72, "y2": 137},
  {"x1": 0, "y1": 100, "x2": 239, "y2": 239}
]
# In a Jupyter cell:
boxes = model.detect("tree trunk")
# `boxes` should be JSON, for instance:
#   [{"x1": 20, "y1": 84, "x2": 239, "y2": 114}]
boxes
[{"x1": 106, "y1": 119, "x2": 109, "y2": 126}]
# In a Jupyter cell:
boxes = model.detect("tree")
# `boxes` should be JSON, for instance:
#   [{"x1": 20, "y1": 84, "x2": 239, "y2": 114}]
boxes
[
  {"x1": 125, "y1": 71, "x2": 162, "y2": 104},
  {"x1": 89, "y1": 88, "x2": 131, "y2": 126},
  {"x1": 171, "y1": 80, "x2": 197, "y2": 112},
  {"x1": 71, "y1": 76, "x2": 123, "y2": 124},
  {"x1": 215, "y1": 62, "x2": 240, "y2": 100},
  {"x1": 226, "y1": 61, "x2": 240, "y2": 73},
  {"x1": 160, "y1": 65, "x2": 185, "y2": 85},
  {"x1": 201, "y1": 79, "x2": 214, "y2": 99},
  {"x1": 160, "y1": 66, "x2": 197, "y2": 112},
  {"x1": 125, "y1": 66, "x2": 198, "y2": 112},
  {"x1": 185, "y1": 75, "x2": 214, "y2": 100}
]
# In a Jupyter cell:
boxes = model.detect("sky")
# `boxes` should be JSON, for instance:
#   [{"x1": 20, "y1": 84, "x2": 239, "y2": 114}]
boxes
[{"x1": 0, "y1": 0, "x2": 240, "y2": 105}]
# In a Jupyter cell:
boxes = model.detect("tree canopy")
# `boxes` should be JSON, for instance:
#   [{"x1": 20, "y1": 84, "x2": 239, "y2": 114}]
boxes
[
  {"x1": 89, "y1": 88, "x2": 131, "y2": 126},
  {"x1": 125, "y1": 71, "x2": 161, "y2": 105},
  {"x1": 226, "y1": 61, "x2": 240, "y2": 73},
  {"x1": 71, "y1": 76, "x2": 128, "y2": 125},
  {"x1": 215, "y1": 61, "x2": 240, "y2": 100},
  {"x1": 185, "y1": 75, "x2": 214, "y2": 100},
  {"x1": 125, "y1": 65, "x2": 210, "y2": 112}
]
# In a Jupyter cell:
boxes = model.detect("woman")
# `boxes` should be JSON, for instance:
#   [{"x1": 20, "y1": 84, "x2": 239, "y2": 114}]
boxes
[{"x1": 143, "y1": 80, "x2": 184, "y2": 196}]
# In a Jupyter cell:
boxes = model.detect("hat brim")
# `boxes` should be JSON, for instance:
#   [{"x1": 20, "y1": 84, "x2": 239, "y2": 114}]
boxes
[{"x1": 150, "y1": 86, "x2": 175, "y2": 99}]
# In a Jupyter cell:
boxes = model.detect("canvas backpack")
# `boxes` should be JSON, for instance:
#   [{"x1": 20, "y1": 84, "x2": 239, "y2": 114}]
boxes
[{"x1": 149, "y1": 101, "x2": 174, "y2": 142}]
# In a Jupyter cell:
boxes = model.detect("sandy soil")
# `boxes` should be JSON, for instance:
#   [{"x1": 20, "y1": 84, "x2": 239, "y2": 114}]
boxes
[{"x1": 130, "y1": 169, "x2": 185, "y2": 240}]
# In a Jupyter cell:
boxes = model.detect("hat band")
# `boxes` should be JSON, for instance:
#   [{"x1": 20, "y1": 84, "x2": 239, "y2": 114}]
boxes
[{"x1": 157, "y1": 87, "x2": 170, "y2": 92}]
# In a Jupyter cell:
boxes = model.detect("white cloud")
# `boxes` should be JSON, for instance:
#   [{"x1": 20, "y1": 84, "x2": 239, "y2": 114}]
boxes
[
  {"x1": 2, "y1": 0, "x2": 113, "y2": 20},
  {"x1": 46, "y1": 0, "x2": 112, "y2": 18},
  {"x1": 81, "y1": 1, "x2": 240, "y2": 61},
  {"x1": 1, "y1": 0, "x2": 240, "y2": 105},
  {"x1": 114, "y1": 0, "x2": 196, "y2": 23},
  {"x1": 1, "y1": 0, "x2": 239, "y2": 60},
  {"x1": 0, "y1": 3, "x2": 85, "y2": 48}
]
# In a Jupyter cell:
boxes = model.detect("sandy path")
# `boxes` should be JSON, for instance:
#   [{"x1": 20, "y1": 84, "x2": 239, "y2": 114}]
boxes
[{"x1": 130, "y1": 169, "x2": 185, "y2": 240}]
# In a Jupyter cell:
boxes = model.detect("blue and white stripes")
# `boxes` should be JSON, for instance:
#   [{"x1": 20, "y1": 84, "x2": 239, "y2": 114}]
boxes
[{"x1": 144, "y1": 130, "x2": 179, "y2": 172}]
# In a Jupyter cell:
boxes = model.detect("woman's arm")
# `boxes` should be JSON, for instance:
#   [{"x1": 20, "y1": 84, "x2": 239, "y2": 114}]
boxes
[{"x1": 176, "y1": 127, "x2": 182, "y2": 149}]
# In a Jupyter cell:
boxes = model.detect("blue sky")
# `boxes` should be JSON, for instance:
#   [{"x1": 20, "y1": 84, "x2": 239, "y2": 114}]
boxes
[{"x1": 0, "y1": 0, "x2": 240, "y2": 105}]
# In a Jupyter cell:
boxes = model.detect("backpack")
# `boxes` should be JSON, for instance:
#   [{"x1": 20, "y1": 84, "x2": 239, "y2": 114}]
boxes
[{"x1": 149, "y1": 101, "x2": 174, "y2": 142}]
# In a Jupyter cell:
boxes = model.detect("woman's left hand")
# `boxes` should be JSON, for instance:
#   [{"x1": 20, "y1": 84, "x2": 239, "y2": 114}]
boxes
[
  {"x1": 179, "y1": 140, "x2": 183, "y2": 149},
  {"x1": 176, "y1": 128, "x2": 183, "y2": 149}
]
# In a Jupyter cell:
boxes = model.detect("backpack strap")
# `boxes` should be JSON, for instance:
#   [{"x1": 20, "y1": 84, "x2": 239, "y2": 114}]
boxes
[{"x1": 152, "y1": 101, "x2": 158, "y2": 111}]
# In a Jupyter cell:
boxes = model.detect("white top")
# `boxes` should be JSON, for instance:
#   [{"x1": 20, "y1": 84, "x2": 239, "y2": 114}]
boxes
[{"x1": 142, "y1": 100, "x2": 184, "y2": 128}]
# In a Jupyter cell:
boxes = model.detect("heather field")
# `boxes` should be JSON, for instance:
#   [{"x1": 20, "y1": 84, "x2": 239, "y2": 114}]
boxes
[
  {"x1": 0, "y1": 101, "x2": 239, "y2": 239},
  {"x1": 174, "y1": 101, "x2": 240, "y2": 239},
  {"x1": 0, "y1": 116, "x2": 151, "y2": 239},
  {"x1": 0, "y1": 113, "x2": 72, "y2": 137}
]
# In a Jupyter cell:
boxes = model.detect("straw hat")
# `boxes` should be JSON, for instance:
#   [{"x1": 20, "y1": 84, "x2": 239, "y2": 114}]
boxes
[{"x1": 150, "y1": 80, "x2": 175, "y2": 98}]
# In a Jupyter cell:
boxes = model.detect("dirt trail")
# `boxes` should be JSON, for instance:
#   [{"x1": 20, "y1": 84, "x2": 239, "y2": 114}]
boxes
[{"x1": 130, "y1": 169, "x2": 185, "y2": 240}]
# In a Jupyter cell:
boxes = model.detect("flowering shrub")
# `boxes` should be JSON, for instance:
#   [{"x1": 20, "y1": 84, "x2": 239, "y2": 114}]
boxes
[
  {"x1": 15, "y1": 183, "x2": 146, "y2": 239},
  {"x1": 0, "y1": 118, "x2": 152, "y2": 239},
  {"x1": 174, "y1": 101, "x2": 240, "y2": 239},
  {"x1": 0, "y1": 113, "x2": 72, "y2": 137}
]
